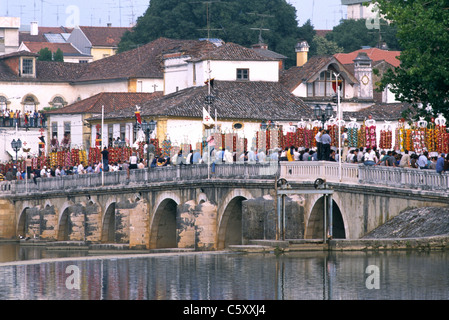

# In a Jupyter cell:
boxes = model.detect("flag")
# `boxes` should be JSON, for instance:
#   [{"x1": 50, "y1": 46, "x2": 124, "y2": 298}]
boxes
[
  {"x1": 332, "y1": 79, "x2": 343, "y2": 93},
  {"x1": 203, "y1": 107, "x2": 215, "y2": 126},
  {"x1": 204, "y1": 78, "x2": 215, "y2": 89},
  {"x1": 38, "y1": 136, "x2": 45, "y2": 144},
  {"x1": 135, "y1": 110, "x2": 142, "y2": 124}
]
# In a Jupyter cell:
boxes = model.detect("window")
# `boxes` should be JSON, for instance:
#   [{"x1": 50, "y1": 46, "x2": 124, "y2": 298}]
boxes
[
  {"x1": 51, "y1": 122, "x2": 58, "y2": 139},
  {"x1": 64, "y1": 122, "x2": 71, "y2": 136},
  {"x1": 22, "y1": 58, "x2": 34, "y2": 75},
  {"x1": 0, "y1": 96, "x2": 7, "y2": 112},
  {"x1": 307, "y1": 70, "x2": 343, "y2": 98},
  {"x1": 108, "y1": 125, "x2": 113, "y2": 147},
  {"x1": 51, "y1": 96, "x2": 66, "y2": 109},
  {"x1": 120, "y1": 123, "x2": 126, "y2": 141},
  {"x1": 23, "y1": 96, "x2": 37, "y2": 113},
  {"x1": 79, "y1": 60, "x2": 89, "y2": 64},
  {"x1": 237, "y1": 68, "x2": 249, "y2": 81}
]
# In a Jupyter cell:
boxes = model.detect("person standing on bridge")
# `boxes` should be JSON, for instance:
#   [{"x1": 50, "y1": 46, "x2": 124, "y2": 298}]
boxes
[
  {"x1": 315, "y1": 129, "x2": 323, "y2": 160},
  {"x1": 436, "y1": 153, "x2": 445, "y2": 174},
  {"x1": 101, "y1": 147, "x2": 109, "y2": 172},
  {"x1": 321, "y1": 130, "x2": 331, "y2": 161}
]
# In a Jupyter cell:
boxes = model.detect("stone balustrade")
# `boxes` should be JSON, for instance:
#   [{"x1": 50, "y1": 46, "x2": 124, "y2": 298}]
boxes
[
  {"x1": 0, "y1": 162, "x2": 280, "y2": 195},
  {"x1": 280, "y1": 161, "x2": 449, "y2": 191},
  {"x1": 280, "y1": 161, "x2": 360, "y2": 184},
  {"x1": 2, "y1": 161, "x2": 449, "y2": 196}
]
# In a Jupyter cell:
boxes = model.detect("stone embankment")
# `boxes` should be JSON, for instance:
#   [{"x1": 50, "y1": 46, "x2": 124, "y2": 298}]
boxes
[
  {"x1": 231, "y1": 207, "x2": 449, "y2": 253},
  {"x1": 330, "y1": 207, "x2": 449, "y2": 251}
]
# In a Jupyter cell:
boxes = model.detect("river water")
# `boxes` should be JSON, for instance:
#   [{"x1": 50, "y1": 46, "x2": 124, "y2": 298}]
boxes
[{"x1": 0, "y1": 244, "x2": 448, "y2": 300}]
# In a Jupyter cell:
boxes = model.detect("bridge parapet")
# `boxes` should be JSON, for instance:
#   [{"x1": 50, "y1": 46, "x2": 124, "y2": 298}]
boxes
[
  {"x1": 280, "y1": 162, "x2": 449, "y2": 191},
  {"x1": 0, "y1": 163, "x2": 280, "y2": 196}
]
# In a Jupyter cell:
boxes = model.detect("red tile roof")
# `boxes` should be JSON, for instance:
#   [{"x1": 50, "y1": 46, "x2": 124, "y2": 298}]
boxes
[
  {"x1": 45, "y1": 92, "x2": 162, "y2": 114},
  {"x1": 334, "y1": 48, "x2": 401, "y2": 67},
  {"x1": 19, "y1": 26, "x2": 73, "y2": 43},
  {"x1": 22, "y1": 41, "x2": 83, "y2": 55},
  {"x1": 79, "y1": 26, "x2": 132, "y2": 47}
]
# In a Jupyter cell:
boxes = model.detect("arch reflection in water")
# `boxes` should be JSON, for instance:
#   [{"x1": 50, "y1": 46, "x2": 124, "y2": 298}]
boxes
[{"x1": 0, "y1": 251, "x2": 448, "y2": 300}]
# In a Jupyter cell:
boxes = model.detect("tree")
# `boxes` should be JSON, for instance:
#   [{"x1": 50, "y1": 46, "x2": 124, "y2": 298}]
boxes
[
  {"x1": 118, "y1": 0, "x2": 315, "y2": 69},
  {"x1": 311, "y1": 35, "x2": 343, "y2": 56},
  {"x1": 325, "y1": 18, "x2": 400, "y2": 53},
  {"x1": 37, "y1": 47, "x2": 53, "y2": 61},
  {"x1": 54, "y1": 48, "x2": 64, "y2": 62},
  {"x1": 376, "y1": 0, "x2": 449, "y2": 120}
]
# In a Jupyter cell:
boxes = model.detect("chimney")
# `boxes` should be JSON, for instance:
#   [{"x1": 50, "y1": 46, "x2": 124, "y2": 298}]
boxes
[
  {"x1": 30, "y1": 21, "x2": 38, "y2": 36},
  {"x1": 295, "y1": 40, "x2": 309, "y2": 67},
  {"x1": 252, "y1": 43, "x2": 268, "y2": 50}
]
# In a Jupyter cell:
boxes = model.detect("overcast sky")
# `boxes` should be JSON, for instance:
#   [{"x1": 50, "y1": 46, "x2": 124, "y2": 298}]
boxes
[{"x1": 0, "y1": 0, "x2": 344, "y2": 30}]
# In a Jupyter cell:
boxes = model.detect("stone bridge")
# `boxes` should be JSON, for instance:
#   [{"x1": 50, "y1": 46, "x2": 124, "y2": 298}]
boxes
[{"x1": 0, "y1": 162, "x2": 448, "y2": 250}]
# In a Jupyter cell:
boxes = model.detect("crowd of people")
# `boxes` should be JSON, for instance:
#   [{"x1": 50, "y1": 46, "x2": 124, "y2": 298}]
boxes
[
  {"x1": 1, "y1": 109, "x2": 47, "y2": 128},
  {"x1": 2, "y1": 132, "x2": 449, "y2": 182}
]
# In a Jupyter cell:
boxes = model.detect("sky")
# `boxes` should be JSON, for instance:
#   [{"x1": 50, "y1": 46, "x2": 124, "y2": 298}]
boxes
[{"x1": 0, "y1": 0, "x2": 345, "y2": 31}]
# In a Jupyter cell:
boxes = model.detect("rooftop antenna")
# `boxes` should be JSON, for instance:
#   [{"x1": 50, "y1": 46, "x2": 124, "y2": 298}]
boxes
[
  {"x1": 191, "y1": 0, "x2": 222, "y2": 40},
  {"x1": 247, "y1": 12, "x2": 274, "y2": 43},
  {"x1": 53, "y1": 4, "x2": 65, "y2": 26}
]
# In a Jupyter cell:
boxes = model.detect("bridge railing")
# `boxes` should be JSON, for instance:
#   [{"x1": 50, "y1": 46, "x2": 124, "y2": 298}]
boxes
[
  {"x1": 358, "y1": 165, "x2": 449, "y2": 191},
  {"x1": 280, "y1": 161, "x2": 449, "y2": 191},
  {"x1": 280, "y1": 161, "x2": 360, "y2": 184},
  {"x1": 0, "y1": 162, "x2": 280, "y2": 195}
]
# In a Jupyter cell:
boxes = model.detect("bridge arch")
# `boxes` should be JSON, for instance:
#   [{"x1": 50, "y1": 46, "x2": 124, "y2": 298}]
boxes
[
  {"x1": 57, "y1": 203, "x2": 73, "y2": 241},
  {"x1": 149, "y1": 196, "x2": 180, "y2": 249},
  {"x1": 17, "y1": 206, "x2": 30, "y2": 238},
  {"x1": 305, "y1": 196, "x2": 346, "y2": 239},
  {"x1": 101, "y1": 202, "x2": 117, "y2": 243},
  {"x1": 216, "y1": 189, "x2": 254, "y2": 249}
]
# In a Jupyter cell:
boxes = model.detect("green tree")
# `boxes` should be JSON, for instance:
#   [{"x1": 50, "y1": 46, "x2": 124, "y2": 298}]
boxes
[
  {"x1": 54, "y1": 48, "x2": 64, "y2": 62},
  {"x1": 376, "y1": 0, "x2": 449, "y2": 120},
  {"x1": 118, "y1": 0, "x2": 315, "y2": 69},
  {"x1": 37, "y1": 47, "x2": 53, "y2": 61},
  {"x1": 311, "y1": 35, "x2": 343, "y2": 56},
  {"x1": 325, "y1": 18, "x2": 399, "y2": 53}
]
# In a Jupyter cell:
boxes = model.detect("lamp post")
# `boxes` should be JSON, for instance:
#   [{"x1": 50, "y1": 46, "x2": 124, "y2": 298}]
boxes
[
  {"x1": 141, "y1": 119, "x2": 157, "y2": 168},
  {"x1": 314, "y1": 104, "x2": 334, "y2": 129},
  {"x1": 11, "y1": 139, "x2": 22, "y2": 163}
]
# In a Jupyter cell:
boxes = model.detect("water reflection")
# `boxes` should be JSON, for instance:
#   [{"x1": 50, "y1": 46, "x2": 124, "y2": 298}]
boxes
[
  {"x1": 0, "y1": 243, "x2": 89, "y2": 263},
  {"x1": 0, "y1": 250, "x2": 448, "y2": 300}
]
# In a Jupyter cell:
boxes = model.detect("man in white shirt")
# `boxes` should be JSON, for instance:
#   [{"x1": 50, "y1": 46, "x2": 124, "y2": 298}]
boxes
[
  {"x1": 417, "y1": 151, "x2": 429, "y2": 169},
  {"x1": 77, "y1": 162, "x2": 85, "y2": 174}
]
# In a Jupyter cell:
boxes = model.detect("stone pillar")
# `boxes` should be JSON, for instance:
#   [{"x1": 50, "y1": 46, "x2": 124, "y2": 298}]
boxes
[
  {"x1": 40, "y1": 205, "x2": 57, "y2": 240},
  {"x1": 26, "y1": 207, "x2": 42, "y2": 239},
  {"x1": 0, "y1": 200, "x2": 16, "y2": 239},
  {"x1": 115, "y1": 201, "x2": 132, "y2": 244},
  {"x1": 68, "y1": 204, "x2": 86, "y2": 241},
  {"x1": 194, "y1": 201, "x2": 217, "y2": 251},
  {"x1": 129, "y1": 201, "x2": 150, "y2": 249},
  {"x1": 177, "y1": 200, "x2": 197, "y2": 249},
  {"x1": 85, "y1": 202, "x2": 102, "y2": 243}
]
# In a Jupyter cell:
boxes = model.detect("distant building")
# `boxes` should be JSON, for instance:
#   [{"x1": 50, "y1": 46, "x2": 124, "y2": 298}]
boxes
[
  {"x1": 341, "y1": 0, "x2": 378, "y2": 21},
  {"x1": 0, "y1": 17, "x2": 20, "y2": 55},
  {"x1": 67, "y1": 25, "x2": 132, "y2": 61},
  {"x1": 19, "y1": 41, "x2": 93, "y2": 63}
]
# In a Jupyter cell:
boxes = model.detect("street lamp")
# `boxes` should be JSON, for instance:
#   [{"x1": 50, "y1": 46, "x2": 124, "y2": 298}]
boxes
[
  {"x1": 141, "y1": 119, "x2": 157, "y2": 168},
  {"x1": 11, "y1": 139, "x2": 22, "y2": 163},
  {"x1": 314, "y1": 103, "x2": 334, "y2": 128}
]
